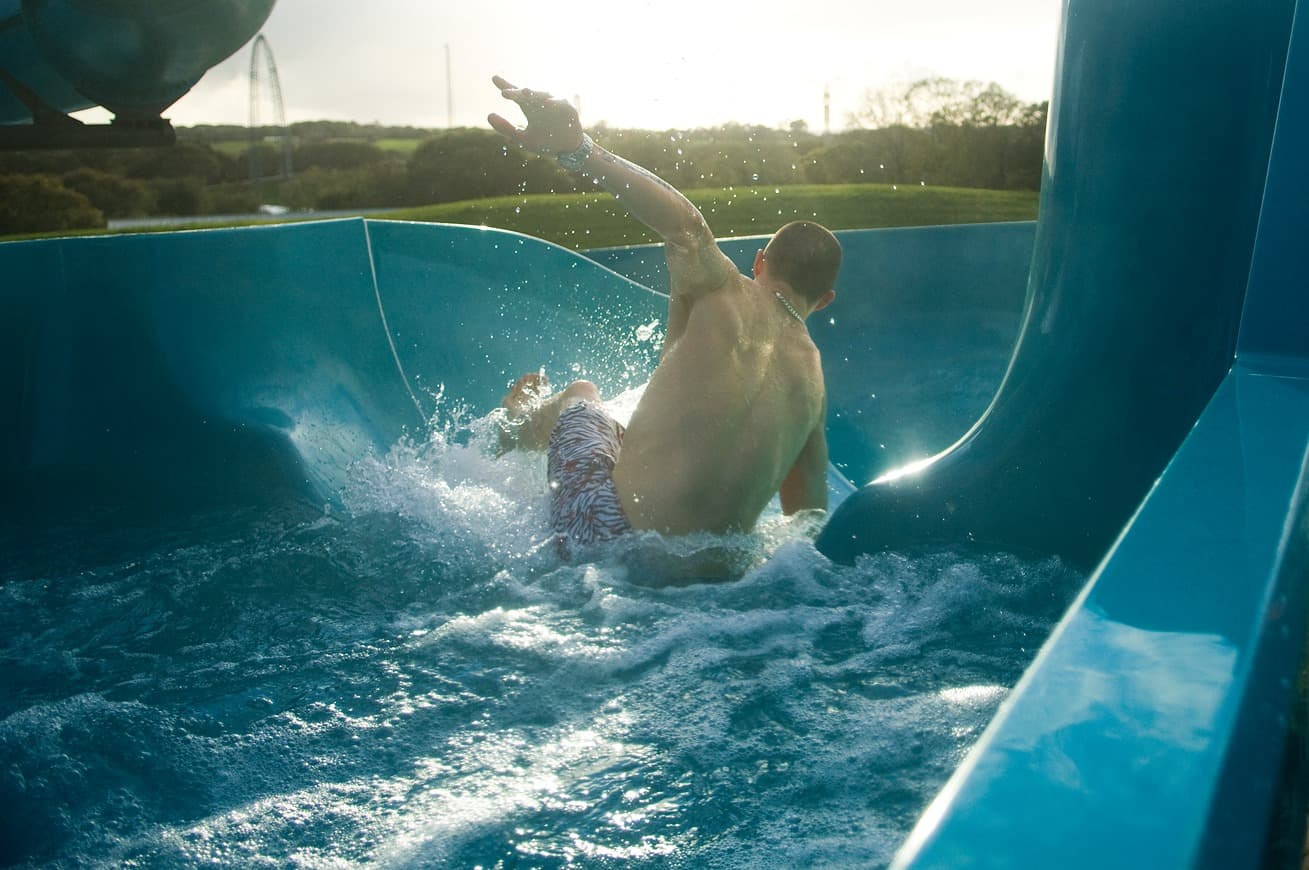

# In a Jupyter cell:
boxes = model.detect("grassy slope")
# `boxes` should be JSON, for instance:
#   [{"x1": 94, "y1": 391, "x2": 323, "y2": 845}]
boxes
[
  {"x1": 381, "y1": 183, "x2": 1038, "y2": 250},
  {"x1": 2, "y1": 183, "x2": 1037, "y2": 245}
]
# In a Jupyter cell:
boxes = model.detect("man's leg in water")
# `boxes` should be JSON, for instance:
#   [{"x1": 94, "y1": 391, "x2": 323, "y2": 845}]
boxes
[{"x1": 500, "y1": 374, "x2": 602, "y2": 451}]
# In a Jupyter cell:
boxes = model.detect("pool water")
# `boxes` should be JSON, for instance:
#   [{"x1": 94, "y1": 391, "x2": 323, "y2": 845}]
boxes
[{"x1": 0, "y1": 408, "x2": 1083, "y2": 868}]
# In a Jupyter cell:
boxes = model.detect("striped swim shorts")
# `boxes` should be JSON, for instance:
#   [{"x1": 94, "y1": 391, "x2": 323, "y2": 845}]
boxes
[{"x1": 547, "y1": 401, "x2": 631, "y2": 553}]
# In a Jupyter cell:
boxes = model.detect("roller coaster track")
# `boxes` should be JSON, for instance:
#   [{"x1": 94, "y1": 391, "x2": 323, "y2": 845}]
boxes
[{"x1": 248, "y1": 33, "x2": 291, "y2": 182}]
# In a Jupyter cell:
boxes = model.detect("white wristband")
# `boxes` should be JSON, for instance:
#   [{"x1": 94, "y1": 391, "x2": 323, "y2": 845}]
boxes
[{"x1": 557, "y1": 134, "x2": 594, "y2": 172}]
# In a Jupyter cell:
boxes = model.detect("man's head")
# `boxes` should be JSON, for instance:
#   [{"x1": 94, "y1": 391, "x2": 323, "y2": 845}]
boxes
[{"x1": 757, "y1": 221, "x2": 842, "y2": 307}]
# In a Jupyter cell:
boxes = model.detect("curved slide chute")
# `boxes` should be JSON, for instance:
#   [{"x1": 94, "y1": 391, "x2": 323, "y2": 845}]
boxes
[
  {"x1": 5, "y1": 218, "x2": 1006, "y2": 519},
  {"x1": 816, "y1": 0, "x2": 1297, "y2": 569}
]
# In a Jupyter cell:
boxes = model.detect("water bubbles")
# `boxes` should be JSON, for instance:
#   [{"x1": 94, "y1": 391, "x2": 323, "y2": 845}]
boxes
[
  {"x1": 751, "y1": 173, "x2": 760, "y2": 182},
  {"x1": 634, "y1": 320, "x2": 660, "y2": 343}
]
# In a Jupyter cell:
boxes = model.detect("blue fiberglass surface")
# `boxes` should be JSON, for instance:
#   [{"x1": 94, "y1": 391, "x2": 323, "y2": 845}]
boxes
[
  {"x1": 817, "y1": 0, "x2": 1297, "y2": 569},
  {"x1": 893, "y1": 0, "x2": 1309, "y2": 866},
  {"x1": 365, "y1": 220, "x2": 667, "y2": 421},
  {"x1": 894, "y1": 374, "x2": 1309, "y2": 869},
  {"x1": 2, "y1": 220, "x2": 417, "y2": 513},
  {"x1": 16, "y1": 215, "x2": 1014, "y2": 523}
]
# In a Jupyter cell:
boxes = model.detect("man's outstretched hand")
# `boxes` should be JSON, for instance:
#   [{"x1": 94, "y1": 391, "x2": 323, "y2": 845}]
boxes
[{"x1": 488, "y1": 75, "x2": 585, "y2": 155}]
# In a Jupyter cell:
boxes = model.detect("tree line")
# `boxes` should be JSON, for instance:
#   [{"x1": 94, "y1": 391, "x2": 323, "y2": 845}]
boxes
[{"x1": 0, "y1": 78, "x2": 1047, "y2": 235}]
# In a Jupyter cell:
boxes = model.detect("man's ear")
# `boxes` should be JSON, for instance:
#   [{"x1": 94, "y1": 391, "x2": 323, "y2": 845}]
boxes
[
  {"x1": 752, "y1": 249, "x2": 765, "y2": 278},
  {"x1": 812, "y1": 289, "x2": 836, "y2": 312}
]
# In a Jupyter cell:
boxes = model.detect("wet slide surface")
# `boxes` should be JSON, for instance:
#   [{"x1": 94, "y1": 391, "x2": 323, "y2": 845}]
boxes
[{"x1": 1, "y1": 218, "x2": 1033, "y2": 521}]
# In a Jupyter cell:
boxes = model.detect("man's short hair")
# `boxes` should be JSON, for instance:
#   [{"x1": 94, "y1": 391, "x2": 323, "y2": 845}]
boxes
[{"x1": 762, "y1": 221, "x2": 842, "y2": 302}]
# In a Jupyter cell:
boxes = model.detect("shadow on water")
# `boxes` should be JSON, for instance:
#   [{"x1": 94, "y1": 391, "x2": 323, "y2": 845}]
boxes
[{"x1": 0, "y1": 415, "x2": 1085, "y2": 868}]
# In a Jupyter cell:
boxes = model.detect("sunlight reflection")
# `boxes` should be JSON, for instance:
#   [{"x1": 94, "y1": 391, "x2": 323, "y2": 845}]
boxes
[
  {"x1": 939, "y1": 684, "x2": 1007, "y2": 705},
  {"x1": 874, "y1": 454, "x2": 938, "y2": 484}
]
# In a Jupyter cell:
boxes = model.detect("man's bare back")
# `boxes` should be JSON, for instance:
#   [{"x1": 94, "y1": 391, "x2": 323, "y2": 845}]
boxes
[
  {"x1": 614, "y1": 272, "x2": 826, "y2": 534},
  {"x1": 488, "y1": 76, "x2": 840, "y2": 547}
]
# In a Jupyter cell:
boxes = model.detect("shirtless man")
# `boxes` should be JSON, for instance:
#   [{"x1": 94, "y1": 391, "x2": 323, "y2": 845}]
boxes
[{"x1": 488, "y1": 76, "x2": 841, "y2": 550}]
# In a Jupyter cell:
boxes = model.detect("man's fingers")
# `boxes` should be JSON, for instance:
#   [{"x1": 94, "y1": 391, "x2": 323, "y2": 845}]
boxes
[
  {"x1": 493, "y1": 76, "x2": 552, "y2": 109},
  {"x1": 487, "y1": 113, "x2": 525, "y2": 144},
  {"x1": 493, "y1": 75, "x2": 532, "y2": 107}
]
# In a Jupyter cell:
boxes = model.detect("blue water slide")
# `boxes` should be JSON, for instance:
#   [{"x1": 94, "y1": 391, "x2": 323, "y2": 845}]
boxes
[
  {"x1": 0, "y1": 0, "x2": 274, "y2": 123},
  {"x1": 1, "y1": 0, "x2": 1308, "y2": 865},
  {"x1": 816, "y1": 0, "x2": 1299, "y2": 569},
  {"x1": 889, "y1": 1, "x2": 1309, "y2": 867},
  {"x1": 7, "y1": 218, "x2": 993, "y2": 517}
]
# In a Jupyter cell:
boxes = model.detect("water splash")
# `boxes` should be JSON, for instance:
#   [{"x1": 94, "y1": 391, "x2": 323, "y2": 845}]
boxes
[{"x1": 0, "y1": 406, "x2": 1085, "y2": 868}]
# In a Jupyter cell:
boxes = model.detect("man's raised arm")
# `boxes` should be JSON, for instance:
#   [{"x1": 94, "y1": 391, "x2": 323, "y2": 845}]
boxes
[{"x1": 488, "y1": 76, "x2": 735, "y2": 298}]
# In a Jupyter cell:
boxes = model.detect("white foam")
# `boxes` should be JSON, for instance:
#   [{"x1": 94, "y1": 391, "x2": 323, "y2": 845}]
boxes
[
  {"x1": 340, "y1": 394, "x2": 831, "y2": 590},
  {"x1": 0, "y1": 394, "x2": 1087, "y2": 868}
]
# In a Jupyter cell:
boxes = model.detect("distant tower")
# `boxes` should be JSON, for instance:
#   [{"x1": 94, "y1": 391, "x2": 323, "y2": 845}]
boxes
[
  {"x1": 445, "y1": 43, "x2": 453, "y2": 127},
  {"x1": 248, "y1": 34, "x2": 292, "y2": 181},
  {"x1": 824, "y1": 85, "x2": 831, "y2": 134}
]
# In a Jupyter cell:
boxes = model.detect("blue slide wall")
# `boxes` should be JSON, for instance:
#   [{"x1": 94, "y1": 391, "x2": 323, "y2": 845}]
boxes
[
  {"x1": 889, "y1": 1, "x2": 1309, "y2": 867},
  {"x1": 1, "y1": 219, "x2": 1019, "y2": 518},
  {"x1": 817, "y1": 0, "x2": 1299, "y2": 568}
]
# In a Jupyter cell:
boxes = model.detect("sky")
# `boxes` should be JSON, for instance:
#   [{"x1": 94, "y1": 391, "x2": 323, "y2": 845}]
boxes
[{"x1": 83, "y1": 0, "x2": 1063, "y2": 132}]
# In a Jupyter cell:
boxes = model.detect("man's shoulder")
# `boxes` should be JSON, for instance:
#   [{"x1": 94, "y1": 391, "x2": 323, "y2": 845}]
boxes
[{"x1": 665, "y1": 237, "x2": 740, "y2": 298}]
